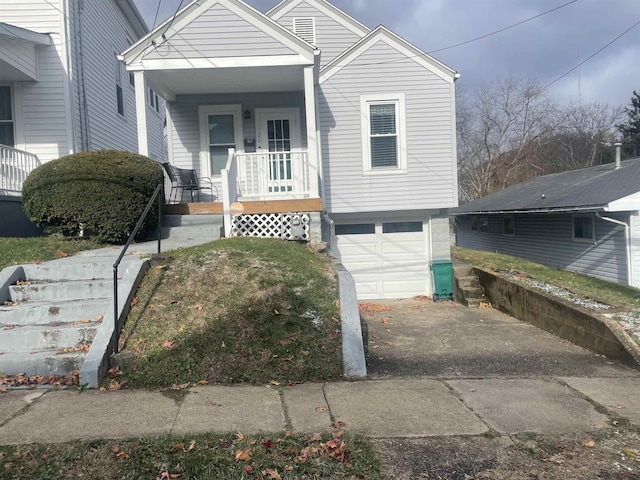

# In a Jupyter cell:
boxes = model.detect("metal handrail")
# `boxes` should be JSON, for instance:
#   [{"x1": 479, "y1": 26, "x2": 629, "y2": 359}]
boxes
[{"x1": 112, "y1": 181, "x2": 164, "y2": 354}]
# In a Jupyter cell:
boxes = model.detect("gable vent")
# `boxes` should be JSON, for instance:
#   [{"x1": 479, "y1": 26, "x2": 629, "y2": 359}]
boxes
[{"x1": 293, "y1": 17, "x2": 316, "y2": 45}]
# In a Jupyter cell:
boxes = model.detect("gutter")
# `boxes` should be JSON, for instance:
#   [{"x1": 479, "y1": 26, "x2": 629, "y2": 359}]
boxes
[
  {"x1": 596, "y1": 213, "x2": 633, "y2": 287},
  {"x1": 453, "y1": 206, "x2": 606, "y2": 216}
]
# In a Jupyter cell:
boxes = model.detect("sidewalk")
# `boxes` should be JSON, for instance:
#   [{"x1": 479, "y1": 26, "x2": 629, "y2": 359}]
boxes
[{"x1": 2, "y1": 373, "x2": 640, "y2": 445}]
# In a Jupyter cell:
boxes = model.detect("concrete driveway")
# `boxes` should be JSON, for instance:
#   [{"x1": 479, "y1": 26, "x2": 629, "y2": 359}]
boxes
[{"x1": 361, "y1": 298, "x2": 637, "y2": 378}]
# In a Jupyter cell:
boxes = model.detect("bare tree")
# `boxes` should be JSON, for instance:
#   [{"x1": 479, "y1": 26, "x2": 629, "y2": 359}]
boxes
[
  {"x1": 457, "y1": 76, "x2": 623, "y2": 203},
  {"x1": 457, "y1": 76, "x2": 562, "y2": 202}
]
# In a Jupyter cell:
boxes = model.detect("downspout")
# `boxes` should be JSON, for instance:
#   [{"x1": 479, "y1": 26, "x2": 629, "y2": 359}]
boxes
[
  {"x1": 75, "y1": 0, "x2": 91, "y2": 151},
  {"x1": 596, "y1": 212, "x2": 633, "y2": 287},
  {"x1": 61, "y1": 0, "x2": 77, "y2": 154}
]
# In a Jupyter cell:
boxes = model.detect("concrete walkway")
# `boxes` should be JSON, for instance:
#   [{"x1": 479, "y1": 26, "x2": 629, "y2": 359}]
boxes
[{"x1": 2, "y1": 374, "x2": 640, "y2": 445}]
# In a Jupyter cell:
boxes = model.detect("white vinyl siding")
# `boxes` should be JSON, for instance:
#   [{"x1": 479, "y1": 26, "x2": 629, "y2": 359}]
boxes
[
  {"x1": 0, "y1": 0, "x2": 70, "y2": 161},
  {"x1": 0, "y1": 0, "x2": 164, "y2": 162},
  {"x1": 273, "y1": 2, "x2": 364, "y2": 67},
  {"x1": 320, "y1": 40, "x2": 456, "y2": 214},
  {"x1": 456, "y1": 213, "x2": 629, "y2": 286},
  {"x1": 144, "y1": 3, "x2": 296, "y2": 61},
  {"x1": 0, "y1": 36, "x2": 40, "y2": 81}
]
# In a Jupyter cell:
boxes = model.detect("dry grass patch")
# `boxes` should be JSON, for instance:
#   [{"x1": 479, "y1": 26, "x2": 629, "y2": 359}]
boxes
[{"x1": 119, "y1": 237, "x2": 343, "y2": 388}]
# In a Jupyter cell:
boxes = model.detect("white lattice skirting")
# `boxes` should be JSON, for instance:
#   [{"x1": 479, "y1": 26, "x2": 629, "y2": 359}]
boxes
[{"x1": 231, "y1": 213, "x2": 310, "y2": 240}]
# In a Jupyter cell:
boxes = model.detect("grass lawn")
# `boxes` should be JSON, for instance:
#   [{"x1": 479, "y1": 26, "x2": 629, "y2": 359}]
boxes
[
  {"x1": 119, "y1": 237, "x2": 343, "y2": 388},
  {"x1": 0, "y1": 236, "x2": 104, "y2": 271},
  {"x1": 452, "y1": 246, "x2": 640, "y2": 309},
  {"x1": 0, "y1": 431, "x2": 383, "y2": 479}
]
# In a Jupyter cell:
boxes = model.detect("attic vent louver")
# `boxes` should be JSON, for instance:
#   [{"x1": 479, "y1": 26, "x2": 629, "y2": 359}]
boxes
[{"x1": 293, "y1": 17, "x2": 316, "y2": 45}]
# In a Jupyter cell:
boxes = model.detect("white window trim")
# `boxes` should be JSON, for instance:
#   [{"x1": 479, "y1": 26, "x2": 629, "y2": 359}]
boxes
[
  {"x1": 360, "y1": 93, "x2": 407, "y2": 175},
  {"x1": 198, "y1": 104, "x2": 244, "y2": 179},
  {"x1": 572, "y1": 213, "x2": 596, "y2": 243}
]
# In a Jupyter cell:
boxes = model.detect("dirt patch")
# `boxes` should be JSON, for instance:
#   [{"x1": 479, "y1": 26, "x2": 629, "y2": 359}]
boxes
[{"x1": 375, "y1": 427, "x2": 640, "y2": 479}]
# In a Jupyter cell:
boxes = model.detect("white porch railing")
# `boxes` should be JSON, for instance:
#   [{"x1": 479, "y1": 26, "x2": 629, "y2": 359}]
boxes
[
  {"x1": 0, "y1": 145, "x2": 41, "y2": 193},
  {"x1": 236, "y1": 151, "x2": 310, "y2": 197}
]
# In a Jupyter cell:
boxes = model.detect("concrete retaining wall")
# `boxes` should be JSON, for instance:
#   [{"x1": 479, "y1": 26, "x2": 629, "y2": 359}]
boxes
[{"x1": 474, "y1": 268, "x2": 640, "y2": 368}]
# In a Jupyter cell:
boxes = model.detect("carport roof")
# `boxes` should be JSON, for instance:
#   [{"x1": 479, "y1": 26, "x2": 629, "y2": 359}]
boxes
[{"x1": 453, "y1": 157, "x2": 640, "y2": 215}]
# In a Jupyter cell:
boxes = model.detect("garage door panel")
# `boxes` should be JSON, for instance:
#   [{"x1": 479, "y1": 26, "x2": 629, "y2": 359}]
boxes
[{"x1": 335, "y1": 224, "x2": 429, "y2": 300}]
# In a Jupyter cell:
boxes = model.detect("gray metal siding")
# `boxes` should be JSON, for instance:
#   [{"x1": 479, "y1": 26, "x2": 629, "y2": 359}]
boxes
[
  {"x1": 455, "y1": 213, "x2": 629, "y2": 285},
  {"x1": 631, "y1": 214, "x2": 640, "y2": 288},
  {"x1": 273, "y1": 2, "x2": 363, "y2": 67},
  {"x1": 320, "y1": 40, "x2": 456, "y2": 214},
  {"x1": 144, "y1": 3, "x2": 295, "y2": 61}
]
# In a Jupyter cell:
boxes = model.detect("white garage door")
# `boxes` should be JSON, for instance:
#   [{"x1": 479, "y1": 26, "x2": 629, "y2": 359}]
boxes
[{"x1": 335, "y1": 221, "x2": 429, "y2": 300}]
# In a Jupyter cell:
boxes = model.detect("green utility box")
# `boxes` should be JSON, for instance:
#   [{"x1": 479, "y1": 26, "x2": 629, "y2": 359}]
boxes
[{"x1": 430, "y1": 260, "x2": 454, "y2": 302}]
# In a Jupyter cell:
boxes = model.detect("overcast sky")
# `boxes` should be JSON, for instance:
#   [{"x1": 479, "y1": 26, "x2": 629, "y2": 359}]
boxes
[{"x1": 132, "y1": 0, "x2": 640, "y2": 108}]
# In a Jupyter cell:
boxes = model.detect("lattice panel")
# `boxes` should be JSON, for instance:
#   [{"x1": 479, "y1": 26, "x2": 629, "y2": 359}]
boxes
[{"x1": 232, "y1": 213, "x2": 310, "y2": 241}]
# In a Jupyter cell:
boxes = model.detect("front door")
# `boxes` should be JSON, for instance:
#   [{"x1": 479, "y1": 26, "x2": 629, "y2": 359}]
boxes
[{"x1": 256, "y1": 108, "x2": 300, "y2": 193}]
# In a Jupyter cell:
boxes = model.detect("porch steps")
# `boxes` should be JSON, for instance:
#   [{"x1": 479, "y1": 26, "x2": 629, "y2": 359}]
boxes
[
  {"x1": 0, "y1": 262, "x2": 111, "y2": 378},
  {"x1": 453, "y1": 260, "x2": 487, "y2": 308},
  {"x1": 161, "y1": 214, "x2": 223, "y2": 243}
]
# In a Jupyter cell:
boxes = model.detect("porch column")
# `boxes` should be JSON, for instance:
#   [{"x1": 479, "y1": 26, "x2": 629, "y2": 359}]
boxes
[
  {"x1": 304, "y1": 65, "x2": 320, "y2": 198},
  {"x1": 134, "y1": 71, "x2": 149, "y2": 157}
]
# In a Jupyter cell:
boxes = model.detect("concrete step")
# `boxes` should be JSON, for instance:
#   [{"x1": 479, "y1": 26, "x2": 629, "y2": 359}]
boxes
[
  {"x1": 464, "y1": 298, "x2": 483, "y2": 308},
  {"x1": 9, "y1": 279, "x2": 112, "y2": 303},
  {"x1": 0, "y1": 322, "x2": 97, "y2": 352},
  {"x1": 160, "y1": 225, "x2": 222, "y2": 243},
  {"x1": 460, "y1": 286, "x2": 485, "y2": 298},
  {"x1": 0, "y1": 349, "x2": 86, "y2": 376},
  {"x1": 21, "y1": 262, "x2": 113, "y2": 282},
  {"x1": 162, "y1": 214, "x2": 223, "y2": 228},
  {"x1": 0, "y1": 299, "x2": 109, "y2": 327}
]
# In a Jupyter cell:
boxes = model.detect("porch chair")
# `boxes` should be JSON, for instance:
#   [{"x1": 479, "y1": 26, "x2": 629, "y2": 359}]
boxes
[{"x1": 162, "y1": 162, "x2": 216, "y2": 203}]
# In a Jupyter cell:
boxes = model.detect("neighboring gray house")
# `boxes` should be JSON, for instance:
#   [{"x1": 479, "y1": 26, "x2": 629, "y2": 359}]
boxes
[
  {"x1": 452, "y1": 157, "x2": 640, "y2": 289},
  {"x1": 0, "y1": 0, "x2": 165, "y2": 234},
  {"x1": 121, "y1": 0, "x2": 459, "y2": 300}
]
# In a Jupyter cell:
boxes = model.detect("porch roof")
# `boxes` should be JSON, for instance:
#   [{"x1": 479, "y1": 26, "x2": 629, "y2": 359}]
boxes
[
  {"x1": 143, "y1": 64, "x2": 308, "y2": 99},
  {"x1": 0, "y1": 23, "x2": 51, "y2": 82}
]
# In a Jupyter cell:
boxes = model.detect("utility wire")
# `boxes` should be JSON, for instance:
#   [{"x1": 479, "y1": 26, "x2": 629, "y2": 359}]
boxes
[
  {"x1": 542, "y1": 18, "x2": 640, "y2": 91},
  {"x1": 429, "y1": 0, "x2": 578, "y2": 54}
]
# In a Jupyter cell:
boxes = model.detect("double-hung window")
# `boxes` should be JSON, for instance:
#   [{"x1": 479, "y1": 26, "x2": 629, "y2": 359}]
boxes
[
  {"x1": 0, "y1": 86, "x2": 14, "y2": 147},
  {"x1": 361, "y1": 94, "x2": 406, "y2": 173},
  {"x1": 148, "y1": 88, "x2": 160, "y2": 113}
]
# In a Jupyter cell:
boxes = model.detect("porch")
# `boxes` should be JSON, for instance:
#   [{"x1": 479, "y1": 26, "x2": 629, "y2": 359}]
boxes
[{"x1": 0, "y1": 144, "x2": 41, "y2": 194}]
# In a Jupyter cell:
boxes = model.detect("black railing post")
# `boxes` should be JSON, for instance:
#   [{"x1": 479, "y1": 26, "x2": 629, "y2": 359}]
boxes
[
  {"x1": 112, "y1": 180, "x2": 164, "y2": 357},
  {"x1": 157, "y1": 181, "x2": 163, "y2": 255}
]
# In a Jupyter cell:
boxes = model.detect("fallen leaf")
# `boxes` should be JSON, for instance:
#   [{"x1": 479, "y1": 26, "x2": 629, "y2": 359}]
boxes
[
  {"x1": 80, "y1": 319, "x2": 90, "y2": 324},
  {"x1": 197, "y1": 380, "x2": 208, "y2": 385},
  {"x1": 163, "y1": 340, "x2": 175, "y2": 349},
  {"x1": 156, "y1": 265, "x2": 166, "y2": 269},
  {"x1": 583, "y1": 440, "x2": 596, "y2": 448},
  {"x1": 274, "y1": 309, "x2": 281, "y2": 316},
  {"x1": 244, "y1": 465, "x2": 254, "y2": 474},
  {"x1": 107, "y1": 366, "x2": 122, "y2": 378},
  {"x1": 262, "y1": 469, "x2": 282, "y2": 480},
  {"x1": 235, "y1": 432, "x2": 246, "y2": 441},
  {"x1": 623, "y1": 448, "x2": 639, "y2": 457},
  {"x1": 381, "y1": 317, "x2": 388, "y2": 324},
  {"x1": 278, "y1": 339, "x2": 292, "y2": 346},
  {"x1": 195, "y1": 304, "x2": 204, "y2": 312},
  {"x1": 96, "y1": 313, "x2": 105, "y2": 323},
  {"x1": 315, "y1": 407, "x2": 327, "y2": 413},
  {"x1": 188, "y1": 440, "x2": 196, "y2": 451},
  {"x1": 270, "y1": 380, "x2": 281, "y2": 386},
  {"x1": 235, "y1": 449, "x2": 251, "y2": 462},
  {"x1": 168, "y1": 444, "x2": 185, "y2": 453},
  {"x1": 56, "y1": 251, "x2": 69, "y2": 258},
  {"x1": 358, "y1": 303, "x2": 393, "y2": 312},
  {"x1": 131, "y1": 297, "x2": 139, "y2": 306}
]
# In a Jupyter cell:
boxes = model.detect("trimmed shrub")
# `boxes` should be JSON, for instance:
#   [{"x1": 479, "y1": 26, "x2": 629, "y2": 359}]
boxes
[{"x1": 22, "y1": 150, "x2": 164, "y2": 244}]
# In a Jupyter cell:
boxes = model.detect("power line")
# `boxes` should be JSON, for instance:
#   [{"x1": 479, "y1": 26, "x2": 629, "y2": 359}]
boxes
[
  {"x1": 429, "y1": 0, "x2": 578, "y2": 54},
  {"x1": 542, "y1": 18, "x2": 640, "y2": 91}
]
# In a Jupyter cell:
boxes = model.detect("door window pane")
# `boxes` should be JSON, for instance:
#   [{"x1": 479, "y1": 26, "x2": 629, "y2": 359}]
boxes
[
  {"x1": 208, "y1": 115, "x2": 235, "y2": 144},
  {"x1": 335, "y1": 224, "x2": 375, "y2": 235},
  {"x1": 382, "y1": 222, "x2": 423, "y2": 233},
  {"x1": 210, "y1": 146, "x2": 229, "y2": 176}
]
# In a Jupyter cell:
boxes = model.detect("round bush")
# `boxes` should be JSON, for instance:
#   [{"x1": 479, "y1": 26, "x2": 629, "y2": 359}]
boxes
[{"x1": 22, "y1": 150, "x2": 164, "y2": 244}]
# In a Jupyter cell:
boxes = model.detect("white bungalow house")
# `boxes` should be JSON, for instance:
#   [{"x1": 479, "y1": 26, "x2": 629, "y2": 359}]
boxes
[
  {"x1": 0, "y1": 0, "x2": 165, "y2": 234},
  {"x1": 452, "y1": 154, "x2": 640, "y2": 290},
  {"x1": 122, "y1": 0, "x2": 460, "y2": 300}
]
